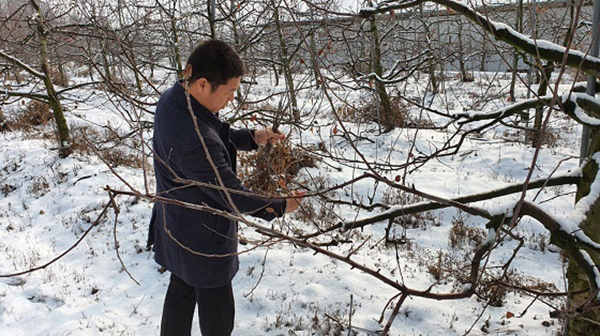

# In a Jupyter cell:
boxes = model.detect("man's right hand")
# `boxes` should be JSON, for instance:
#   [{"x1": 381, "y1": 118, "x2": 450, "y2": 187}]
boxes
[{"x1": 285, "y1": 191, "x2": 305, "y2": 213}]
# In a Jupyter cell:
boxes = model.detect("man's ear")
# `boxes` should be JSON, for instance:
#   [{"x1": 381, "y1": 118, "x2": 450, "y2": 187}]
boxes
[
  {"x1": 196, "y1": 78, "x2": 209, "y2": 92},
  {"x1": 183, "y1": 64, "x2": 192, "y2": 80}
]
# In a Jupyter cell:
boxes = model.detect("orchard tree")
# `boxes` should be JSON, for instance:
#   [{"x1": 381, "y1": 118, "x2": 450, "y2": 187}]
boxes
[
  {"x1": 356, "y1": 1, "x2": 600, "y2": 334},
  {"x1": 5, "y1": 1, "x2": 600, "y2": 335},
  {"x1": 0, "y1": 0, "x2": 74, "y2": 157}
]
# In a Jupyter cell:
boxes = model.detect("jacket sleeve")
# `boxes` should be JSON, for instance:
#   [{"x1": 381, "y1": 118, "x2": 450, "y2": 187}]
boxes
[
  {"x1": 175, "y1": 134, "x2": 285, "y2": 220},
  {"x1": 230, "y1": 128, "x2": 258, "y2": 151}
]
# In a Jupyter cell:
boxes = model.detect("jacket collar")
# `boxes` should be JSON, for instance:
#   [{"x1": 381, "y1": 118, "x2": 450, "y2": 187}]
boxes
[{"x1": 170, "y1": 80, "x2": 224, "y2": 133}]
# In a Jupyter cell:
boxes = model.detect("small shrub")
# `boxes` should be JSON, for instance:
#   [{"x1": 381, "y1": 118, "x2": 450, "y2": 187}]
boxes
[
  {"x1": 0, "y1": 108, "x2": 10, "y2": 132},
  {"x1": 70, "y1": 125, "x2": 144, "y2": 168},
  {"x1": 448, "y1": 212, "x2": 485, "y2": 248},
  {"x1": 480, "y1": 283, "x2": 508, "y2": 308},
  {"x1": 475, "y1": 271, "x2": 561, "y2": 309},
  {"x1": 69, "y1": 126, "x2": 98, "y2": 155},
  {"x1": 101, "y1": 147, "x2": 143, "y2": 168},
  {"x1": 417, "y1": 249, "x2": 466, "y2": 285},
  {"x1": 337, "y1": 104, "x2": 371, "y2": 123},
  {"x1": 427, "y1": 252, "x2": 444, "y2": 281},
  {"x1": 525, "y1": 127, "x2": 560, "y2": 148},
  {"x1": 28, "y1": 176, "x2": 50, "y2": 198},
  {"x1": 337, "y1": 96, "x2": 408, "y2": 127},
  {"x1": 1, "y1": 184, "x2": 17, "y2": 196},
  {"x1": 10, "y1": 101, "x2": 53, "y2": 131},
  {"x1": 337, "y1": 95, "x2": 435, "y2": 130}
]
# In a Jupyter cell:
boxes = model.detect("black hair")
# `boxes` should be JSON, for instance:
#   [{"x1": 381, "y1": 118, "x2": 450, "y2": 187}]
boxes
[{"x1": 186, "y1": 39, "x2": 245, "y2": 91}]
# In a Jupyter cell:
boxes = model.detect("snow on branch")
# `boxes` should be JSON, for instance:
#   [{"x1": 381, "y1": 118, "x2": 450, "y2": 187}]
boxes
[
  {"x1": 565, "y1": 153, "x2": 600, "y2": 248},
  {"x1": 0, "y1": 49, "x2": 46, "y2": 80},
  {"x1": 514, "y1": 201, "x2": 600, "y2": 295},
  {"x1": 455, "y1": 92, "x2": 600, "y2": 128},
  {"x1": 341, "y1": 174, "x2": 578, "y2": 230},
  {"x1": 520, "y1": 200, "x2": 600, "y2": 253},
  {"x1": 360, "y1": 0, "x2": 600, "y2": 79},
  {"x1": 0, "y1": 88, "x2": 49, "y2": 101},
  {"x1": 562, "y1": 92, "x2": 600, "y2": 127},
  {"x1": 457, "y1": 96, "x2": 553, "y2": 125},
  {"x1": 359, "y1": 0, "x2": 427, "y2": 15}
]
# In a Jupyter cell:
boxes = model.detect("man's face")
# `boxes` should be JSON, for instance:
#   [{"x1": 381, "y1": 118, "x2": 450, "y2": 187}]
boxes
[{"x1": 191, "y1": 77, "x2": 241, "y2": 113}]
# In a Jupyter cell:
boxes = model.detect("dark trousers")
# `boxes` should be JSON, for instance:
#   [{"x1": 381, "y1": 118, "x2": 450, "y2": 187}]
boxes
[{"x1": 160, "y1": 273, "x2": 235, "y2": 336}]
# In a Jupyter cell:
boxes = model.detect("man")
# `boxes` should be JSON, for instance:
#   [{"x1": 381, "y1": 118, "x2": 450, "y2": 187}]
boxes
[{"x1": 148, "y1": 39, "x2": 302, "y2": 336}]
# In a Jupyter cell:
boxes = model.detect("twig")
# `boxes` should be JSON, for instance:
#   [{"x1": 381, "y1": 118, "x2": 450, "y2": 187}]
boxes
[
  {"x1": 518, "y1": 295, "x2": 539, "y2": 318},
  {"x1": 108, "y1": 188, "x2": 140, "y2": 286},
  {"x1": 348, "y1": 294, "x2": 354, "y2": 336},
  {"x1": 381, "y1": 292, "x2": 408, "y2": 336},
  {"x1": 243, "y1": 247, "x2": 270, "y2": 299},
  {"x1": 462, "y1": 302, "x2": 490, "y2": 336},
  {"x1": 129, "y1": 294, "x2": 146, "y2": 317},
  {"x1": 378, "y1": 293, "x2": 403, "y2": 324}
]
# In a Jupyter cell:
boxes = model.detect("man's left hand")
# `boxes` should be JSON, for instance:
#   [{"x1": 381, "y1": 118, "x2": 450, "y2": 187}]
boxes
[{"x1": 255, "y1": 127, "x2": 285, "y2": 145}]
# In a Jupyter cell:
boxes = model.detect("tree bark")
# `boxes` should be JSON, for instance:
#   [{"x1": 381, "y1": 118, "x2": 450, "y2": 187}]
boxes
[
  {"x1": 369, "y1": 9, "x2": 395, "y2": 131},
  {"x1": 509, "y1": 0, "x2": 524, "y2": 102},
  {"x1": 271, "y1": 0, "x2": 299, "y2": 122},
  {"x1": 567, "y1": 136, "x2": 600, "y2": 335},
  {"x1": 30, "y1": 0, "x2": 72, "y2": 158},
  {"x1": 531, "y1": 62, "x2": 554, "y2": 147},
  {"x1": 456, "y1": 19, "x2": 472, "y2": 82},
  {"x1": 208, "y1": 0, "x2": 216, "y2": 39}
]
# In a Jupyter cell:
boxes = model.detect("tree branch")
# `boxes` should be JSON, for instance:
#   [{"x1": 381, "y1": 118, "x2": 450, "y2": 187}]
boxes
[
  {"x1": 0, "y1": 49, "x2": 46, "y2": 79},
  {"x1": 360, "y1": 0, "x2": 600, "y2": 79},
  {"x1": 519, "y1": 201, "x2": 600, "y2": 293},
  {"x1": 0, "y1": 88, "x2": 49, "y2": 101},
  {"x1": 342, "y1": 175, "x2": 579, "y2": 231}
]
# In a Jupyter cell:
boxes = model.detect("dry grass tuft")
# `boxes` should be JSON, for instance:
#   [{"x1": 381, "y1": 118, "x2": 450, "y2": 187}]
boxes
[
  {"x1": 448, "y1": 212, "x2": 485, "y2": 249},
  {"x1": 70, "y1": 126, "x2": 145, "y2": 168},
  {"x1": 9, "y1": 101, "x2": 54, "y2": 132}
]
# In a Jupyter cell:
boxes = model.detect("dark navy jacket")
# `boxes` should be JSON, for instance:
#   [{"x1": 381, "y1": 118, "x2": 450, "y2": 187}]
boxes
[{"x1": 148, "y1": 81, "x2": 286, "y2": 288}]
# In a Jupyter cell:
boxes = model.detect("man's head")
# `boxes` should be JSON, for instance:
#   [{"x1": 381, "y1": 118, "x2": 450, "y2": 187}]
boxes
[{"x1": 184, "y1": 39, "x2": 244, "y2": 113}]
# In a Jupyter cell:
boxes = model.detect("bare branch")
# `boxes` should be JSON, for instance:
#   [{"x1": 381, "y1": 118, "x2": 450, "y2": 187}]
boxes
[
  {"x1": 342, "y1": 175, "x2": 579, "y2": 231},
  {"x1": 360, "y1": 0, "x2": 600, "y2": 79},
  {"x1": 0, "y1": 49, "x2": 46, "y2": 79}
]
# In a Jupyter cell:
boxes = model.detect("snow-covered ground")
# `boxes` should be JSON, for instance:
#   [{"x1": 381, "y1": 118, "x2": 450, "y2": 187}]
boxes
[{"x1": 0, "y1": 70, "x2": 581, "y2": 335}]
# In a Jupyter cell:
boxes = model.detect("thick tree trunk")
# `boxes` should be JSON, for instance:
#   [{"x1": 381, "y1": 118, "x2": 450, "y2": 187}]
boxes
[
  {"x1": 531, "y1": 63, "x2": 554, "y2": 147},
  {"x1": 567, "y1": 132, "x2": 600, "y2": 335},
  {"x1": 479, "y1": 56, "x2": 485, "y2": 72},
  {"x1": 509, "y1": 0, "x2": 524, "y2": 101},
  {"x1": 166, "y1": 1, "x2": 183, "y2": 79},
  {"x1": 271, "y1": 0, "x2": 299, "y2": 122},
  {"x1": 208, "y1": 0, "x2": 216, "y2": 39},
  {"x1": 369, "y1": 15, "x2": 395, "y2": 131},
  {"x1": 30, "y1": 0, "x2": 71, "y2": 158},
  {"x1": 456, "y1": 20, "x2": 472, "y2": 82},
  {"x1": 568, "y1": 0, "x2": 600, "y2": 329}
]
